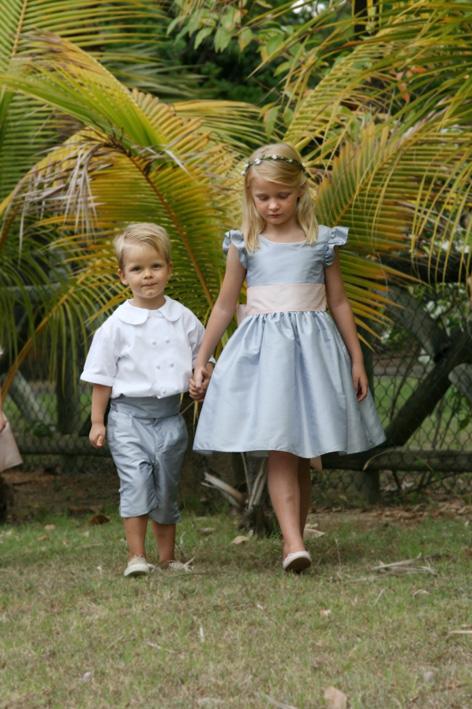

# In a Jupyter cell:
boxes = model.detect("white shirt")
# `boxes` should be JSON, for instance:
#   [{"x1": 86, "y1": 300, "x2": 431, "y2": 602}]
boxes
[{"x1": 80, "y1": 297, "x2": 208, "y2": 399}]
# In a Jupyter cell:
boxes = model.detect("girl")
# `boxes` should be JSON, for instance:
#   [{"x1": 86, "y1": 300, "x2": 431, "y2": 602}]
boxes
[{"x1": 190, "y1": 143, "x2": 385, "y2": 572}]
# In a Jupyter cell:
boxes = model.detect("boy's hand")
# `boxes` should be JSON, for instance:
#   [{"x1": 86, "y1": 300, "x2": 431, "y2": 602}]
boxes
[
  {"x1": 89, "y1": 422, "x2": 106, "y2": 448},
  {"x1": 190, "y1": 365, "x2": 213, "y2": 401}
]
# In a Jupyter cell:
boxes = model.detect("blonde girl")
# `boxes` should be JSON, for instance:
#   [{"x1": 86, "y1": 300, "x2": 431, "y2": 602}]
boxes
[{"x1": 190, "y1": 143, "x2": 385, "y2": 572}]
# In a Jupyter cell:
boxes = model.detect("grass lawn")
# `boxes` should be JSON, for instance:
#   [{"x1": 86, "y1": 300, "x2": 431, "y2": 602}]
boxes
[{"x1": 1, "y1": 505, "x2": 471, "y2": 708}]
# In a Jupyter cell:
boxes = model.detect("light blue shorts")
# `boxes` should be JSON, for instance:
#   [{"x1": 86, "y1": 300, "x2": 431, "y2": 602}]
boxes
[{"x1": 107, "y1": 395, "x2": 188, "y2": 524}]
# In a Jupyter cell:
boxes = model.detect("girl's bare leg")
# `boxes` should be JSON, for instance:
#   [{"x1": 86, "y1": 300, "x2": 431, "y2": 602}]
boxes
[
  {"x1": 267, "y1": 451, "x2": 306, "y2": 559},
  {"x1": 298, "y1": 457, "x2": 312, "y2": 538},
  {"x1": 123, "y1": 514, "x2": 148, "y2": 559},
  {"x1": 151, "y1": 521, "x2": 176, "y2": 562}
]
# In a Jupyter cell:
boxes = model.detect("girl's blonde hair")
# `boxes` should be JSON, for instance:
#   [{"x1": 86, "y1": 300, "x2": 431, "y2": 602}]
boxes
[
  {"x1": 114, "y1": 223, "x2": 171, "y2": 270},
  {"x1": 241, "y1": 142, "x2": 318, "y2": 253}
]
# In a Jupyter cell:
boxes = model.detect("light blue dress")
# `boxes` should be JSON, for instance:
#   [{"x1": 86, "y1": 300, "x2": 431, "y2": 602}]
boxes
[{"x1": 193, "y1": 226, "x2": 386, "y2": 458}]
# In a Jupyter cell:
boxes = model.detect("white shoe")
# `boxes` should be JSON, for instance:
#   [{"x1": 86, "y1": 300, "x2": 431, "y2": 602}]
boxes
[
  {"x1": 282, "y1": 550, "x2": 312, "y2": 573},
  {"x1": 124, "y1": 555, "x2": 150, "y2": 577}
]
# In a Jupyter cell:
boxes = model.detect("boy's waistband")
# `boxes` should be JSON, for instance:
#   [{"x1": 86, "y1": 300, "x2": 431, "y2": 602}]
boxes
[{"x1": 110, "y1": 395, "x2": 181, "y2": 419}]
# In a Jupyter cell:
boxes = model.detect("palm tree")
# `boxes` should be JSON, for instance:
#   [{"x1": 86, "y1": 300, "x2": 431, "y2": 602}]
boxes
[
  {"x1": 0, "y1": 32, "x2": 264, "y2": 387},
  {"x1": 171, "y1": 0, "x2": 472, "y2": 277},
  {"x1": 0, "y1": 2, "x2": 469, "y2": 381}
]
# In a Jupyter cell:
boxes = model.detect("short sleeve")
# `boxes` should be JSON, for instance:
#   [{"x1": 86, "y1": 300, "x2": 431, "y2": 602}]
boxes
[
  {"x1": 222, "y1": 229, "x2": 248, "y2": 269},
  {"x1": 324, "y1": 225, "x2": 349, "y2": 267}
]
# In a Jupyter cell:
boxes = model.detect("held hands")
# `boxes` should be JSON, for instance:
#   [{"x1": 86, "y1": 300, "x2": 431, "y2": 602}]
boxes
[
  {"x1": 352, "y1": 362, "x2": 368, "y2": 402},
  {"x1": 189, "y1": 364, "x2": 213, "y2": 402},
  {"x1": 89, "y1": 422, "x2": 106, "y2": 448}
]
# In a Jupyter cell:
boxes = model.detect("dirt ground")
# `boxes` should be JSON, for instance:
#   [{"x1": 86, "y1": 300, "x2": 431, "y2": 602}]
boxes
[
  {"x1": 1, "y1": 462, "x2": 121, "y2": 523},
  {"x1": 2, "y1": 461, "x2": 472, "y2": 530}
]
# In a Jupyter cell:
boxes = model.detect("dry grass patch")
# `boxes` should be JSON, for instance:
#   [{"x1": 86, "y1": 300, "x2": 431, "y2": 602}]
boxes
[{"x1": 1, "y1": 507, "x2": 471, "y2": 708}]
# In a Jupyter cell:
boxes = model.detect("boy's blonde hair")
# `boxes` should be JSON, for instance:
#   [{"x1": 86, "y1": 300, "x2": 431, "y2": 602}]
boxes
[
  {"x1": 241, "y1": 142, "x2": 318, "y2": 253},
  {"x1": 114, "y1": 223, "x2": 171, "y2": 269}
]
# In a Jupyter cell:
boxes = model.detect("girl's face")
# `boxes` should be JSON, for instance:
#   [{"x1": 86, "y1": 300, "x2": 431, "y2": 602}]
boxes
[
  {"x1": 249, "y1": 176, "x2": 303, "y2": 230},
  {"x1": 118, "y1": 243, "x2": 173, "y2": 309}
]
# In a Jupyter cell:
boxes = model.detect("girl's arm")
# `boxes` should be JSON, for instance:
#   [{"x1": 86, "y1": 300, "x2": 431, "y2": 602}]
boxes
[
  {"x1": 191, "y1": 244, "x2": 246, "y2": 394},
  {"x1": 325, "y1": 248, "x2": 368, "y2": 402},
  {"x1": 89, "y1": 383, "x2": 112, "y2": 448},
  {"x1": 0, "y1": 384, "x2": 5, "y2": 432}
]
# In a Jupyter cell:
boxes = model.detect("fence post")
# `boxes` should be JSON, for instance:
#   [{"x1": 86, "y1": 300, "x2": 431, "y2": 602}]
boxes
[{"x1": 56, "y1": 337, "x2": 83, "y2": 473}]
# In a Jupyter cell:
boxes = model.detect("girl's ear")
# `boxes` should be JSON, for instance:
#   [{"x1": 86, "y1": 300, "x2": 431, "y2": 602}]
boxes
[
  {"x1": 297, "y1": 184, "x2": 306, "y2": 200},
  {"x1": 118, "y1": 268, "x2": 128, "y2": 285}
]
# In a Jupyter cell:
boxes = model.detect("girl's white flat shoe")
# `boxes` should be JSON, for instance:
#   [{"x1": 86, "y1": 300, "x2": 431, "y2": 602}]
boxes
[{"x1": 282, "y1": 550, "x2": 312, "y2": 572}]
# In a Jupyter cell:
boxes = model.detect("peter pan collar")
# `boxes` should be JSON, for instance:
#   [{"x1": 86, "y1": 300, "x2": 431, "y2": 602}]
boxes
[{"x1": 114, "y1": 297, "x2": 182, "y2": 324}]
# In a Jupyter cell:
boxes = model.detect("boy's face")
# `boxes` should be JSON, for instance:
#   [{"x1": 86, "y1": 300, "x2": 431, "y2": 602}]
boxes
[{"x1": 118, "y1": 243, "x2": 173, "y2": 309}]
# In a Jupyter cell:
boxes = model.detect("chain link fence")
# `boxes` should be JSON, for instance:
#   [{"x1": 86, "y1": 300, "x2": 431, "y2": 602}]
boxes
[{"x1": 2, "y1": 282, "x2": 472, "y2": 504}]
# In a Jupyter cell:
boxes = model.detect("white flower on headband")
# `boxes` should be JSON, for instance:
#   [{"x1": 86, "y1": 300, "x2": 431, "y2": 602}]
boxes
[{"x1": 242, "y1": 154, "x2": 307, "y2": 175}]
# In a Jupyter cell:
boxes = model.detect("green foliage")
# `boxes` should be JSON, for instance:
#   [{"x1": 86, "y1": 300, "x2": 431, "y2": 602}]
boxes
[{"x1": 1, "y1": 0, "x2": 471, "y2": 392}]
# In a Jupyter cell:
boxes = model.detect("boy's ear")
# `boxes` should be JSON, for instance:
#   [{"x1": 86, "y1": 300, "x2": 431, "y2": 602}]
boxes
[{"x1": 118, "y1": 268, "x2": 128, "y2": 285}]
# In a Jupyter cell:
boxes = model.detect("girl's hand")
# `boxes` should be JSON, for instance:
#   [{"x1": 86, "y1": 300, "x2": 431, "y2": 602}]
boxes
[
  {"x1": 89, "y1": 423, "x2": 106, "y2": 448},
  {"x1": 352, "y1": 363, "x2": 368, "y2": 402},
  {"x1": 190, "y1": 365, "x2": 213, "y2": 401}
]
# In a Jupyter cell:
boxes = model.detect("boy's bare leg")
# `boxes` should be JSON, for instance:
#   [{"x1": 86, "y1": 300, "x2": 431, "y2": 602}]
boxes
[
  {"x1": 123, "y1": 514, "x2": 148, "y2": 559},
  {"x1": 151, "y1": 521, "x2": 176, "y2": 562},
  {"x1": 267, "y1": 451, "x2": 306, "y2": 559},
  {"x1": 298, "y1": 457, "x2": 312, "y2": 538}
]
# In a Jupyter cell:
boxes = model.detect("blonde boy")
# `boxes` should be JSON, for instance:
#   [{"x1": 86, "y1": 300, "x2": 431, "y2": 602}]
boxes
[{"x1": 81, "y1": 223, "x2": 212, "y2": 576}]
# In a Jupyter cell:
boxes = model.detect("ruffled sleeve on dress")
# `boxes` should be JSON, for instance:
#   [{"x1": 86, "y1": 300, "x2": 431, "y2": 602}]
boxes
[
  {"x1": 324, "y1": 225, "x2": 349, "y2": 267},
  {"x1": 222, "y1": 230, "x2": 248, "y2": 269}
]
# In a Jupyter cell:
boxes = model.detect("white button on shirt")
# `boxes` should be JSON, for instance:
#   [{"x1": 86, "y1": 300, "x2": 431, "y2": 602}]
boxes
[{"x1": 80, "y1": 297, "x2": 209, "y2": 399}]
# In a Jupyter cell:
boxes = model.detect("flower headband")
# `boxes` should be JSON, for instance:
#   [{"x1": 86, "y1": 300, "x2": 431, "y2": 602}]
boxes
[{"x1": 242, "y1": 154, "x2": 306, "y2": 176}]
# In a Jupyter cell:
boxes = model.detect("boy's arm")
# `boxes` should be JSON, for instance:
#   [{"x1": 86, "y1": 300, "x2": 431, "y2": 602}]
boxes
[{"x1": 89, "y1": 384, "x2": 112, "y2": 448}]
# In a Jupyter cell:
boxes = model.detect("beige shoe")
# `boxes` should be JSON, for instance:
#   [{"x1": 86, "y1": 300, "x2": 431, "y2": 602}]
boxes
[
  {"x1": 282, "y1": 550, "x2": 312, "y2": 573},
  {"x1": 124, "y1": 555, "x2": 150, "y2": 577}
]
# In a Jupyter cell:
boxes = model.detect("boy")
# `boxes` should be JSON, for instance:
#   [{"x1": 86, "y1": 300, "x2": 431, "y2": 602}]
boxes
[{"x1": 81, "y1": 223, "x2": 212, "y2": 577}]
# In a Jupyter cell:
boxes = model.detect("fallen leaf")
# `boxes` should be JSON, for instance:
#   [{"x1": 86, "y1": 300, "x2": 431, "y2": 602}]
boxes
[
  {"x1": 231, "y1": 535, "x2": 251, "y2": 544},
  {"x1": 199, "y1": 527, "x2": 216, "y2": 535},
  {"x1": 87, "y1": 514, "x2": 110, "y2": 526},
  {"x1": 44, "y1": 524, "x2": 55, "y2": 531},
  {"x1": 324, "y1": 686, "x2": 348, "y2": 709},
  {"x1": 319, "y1": 609, "x2": 331, "y2": 618},
  {"x1": 304, "y1": 525, "x2": 326, "y2": 538}
]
